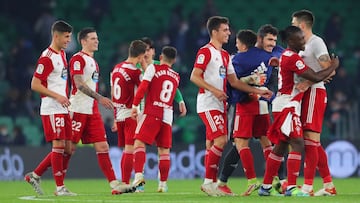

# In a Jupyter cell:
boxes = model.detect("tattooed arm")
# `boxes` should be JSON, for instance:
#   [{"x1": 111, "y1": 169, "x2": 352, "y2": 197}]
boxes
[{"x1": 73, "y1": 74, "x2": 113, "y2": 109}]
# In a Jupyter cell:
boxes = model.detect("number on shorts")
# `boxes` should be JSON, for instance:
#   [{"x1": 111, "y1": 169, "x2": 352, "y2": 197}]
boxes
[
  {"x1": 72, "y1": 121, "x2": 82, "y2": 132},
  {"x1": 55, "y1": 117, "x2": 65, "y2": 127},
  {"x1": 213, "y1": 115, "x2": 224, "y2": 125}
]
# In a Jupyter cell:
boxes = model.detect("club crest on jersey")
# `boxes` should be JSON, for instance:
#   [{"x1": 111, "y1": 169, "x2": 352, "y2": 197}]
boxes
[
  {"x1": 61, "y1": 68, "x2": 67, "y2": 80},
  {"x1": 92, "y1": 71, "x2": 99, "y2": 83},
  {"x1": 219, "y1": 65, "x2": 226, "y2": 79},
  {"x1": 295, "y1": 60, "x2": 305, "y2": 69},
  {"x1": 196, "y1": 54, "x2": 205, "y2": 64},
  {"x1": 36, "y1": 64, "x2": 44, "y2": 74}
]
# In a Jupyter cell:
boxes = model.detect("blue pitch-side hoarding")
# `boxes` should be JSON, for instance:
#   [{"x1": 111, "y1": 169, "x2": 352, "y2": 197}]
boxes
[{"x1": 0, "y1": 140, "x2": 359, "y2": 181}]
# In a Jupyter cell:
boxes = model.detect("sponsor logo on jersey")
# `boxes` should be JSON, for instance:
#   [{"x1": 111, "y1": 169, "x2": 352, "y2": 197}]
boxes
[
  {"x1": 61, "y1": 68, "x2": 67, "y2": 80},
  {"x1": 36, "y1": 64, "x2": 44, "y2": 74},
  {"x1": 219, "y1": 65, "x2": 226, "y2": 79},
  {"x1": 196, "y1": 54, "x2": 205, "y2": 64},
  {"x1": 92, "y1": 71, "x2": 99, "y2": 83}
]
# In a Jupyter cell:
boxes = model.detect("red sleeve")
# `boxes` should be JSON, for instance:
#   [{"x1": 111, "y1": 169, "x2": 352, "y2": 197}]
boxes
[
  {"x1": 291, "y1": 54, "x2": 309, "y2": 75},
  {"x1": 193, "y1": 47, "x2": 211, "y2": 71},
  {"x1": 133, "y1": 80, "x2": 150, "y2": 106},
  {"x1": 70, "y1": 54, "x2": 86, "y2": 75},
  {"x1": 33, "y1": 57, "x2": 53, "y2": 81}
]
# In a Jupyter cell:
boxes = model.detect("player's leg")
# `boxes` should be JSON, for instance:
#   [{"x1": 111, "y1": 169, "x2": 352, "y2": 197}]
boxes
[
  {"x1": 199, "y1": 110, "x2": 227, "y2": 196},
  {"x1": 217, "y1": 104, "x2": 238, "y2": 196},
  {"x1": 258, "y1": 142, "x2": 286, "y2": 196}
]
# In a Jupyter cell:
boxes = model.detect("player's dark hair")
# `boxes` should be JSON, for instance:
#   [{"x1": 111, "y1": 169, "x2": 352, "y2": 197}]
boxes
[
  {"x1": 141, "y1": 37, "x2": 154, "y2": 48},
  {"x1": 51, "y1": 20, "x2": 72, "y2": 34},
  {"x1": 161, "y1": 46, "x2": 177, "y2": 61},
  {"x1": 77, "y1": 27, "x2": 96, "y2": 43},
  {"x1": 206, "y1": 16, "x2": 229, "y2": 36},
  {"x1": 292, "y1": 9, "x2": 314, "y2": 27},
  {"x1": 279, "y1": 26, "x2": 302, "y2": 44},
  {"x1": 237, "y1": 29, "x2": 257, "y2": 48},
  {"x1": 258, "y1": 24, "x2": 278, "y2": 39},
  {"x1": 129, "y1": 40, "x2": 147, "y2": 57}
]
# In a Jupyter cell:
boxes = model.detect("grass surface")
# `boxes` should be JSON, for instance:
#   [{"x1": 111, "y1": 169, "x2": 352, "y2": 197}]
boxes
[{"x1": 2, "y1": 177, "x2": 360, "y2": 202}]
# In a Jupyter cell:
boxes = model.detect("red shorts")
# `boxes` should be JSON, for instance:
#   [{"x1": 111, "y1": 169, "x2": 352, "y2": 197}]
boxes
[
  {"x1": 267, "y1": 111, "x2": 303, "y2": 144},
  {"x1": 198, "y1": 110, "x2": 227, "y2": 141},
  {"x1": 41, "y1": 114, "x2": 72, "y2": 142},
  {"x1": 233, "y1": 114, "x2": 270, "y2": 138},
  {"x1": 301, "y1": 88, "x2": 327, "y2": 133},
  {"x1": 71, "y1": 112, "x2": 106, "y2": 144},
  {"x1": 134, "y1": 114, "x2": 172, "y2": 148},
  {"x1": 116, "y1": 117, "x2": 137, "y2": 147}
]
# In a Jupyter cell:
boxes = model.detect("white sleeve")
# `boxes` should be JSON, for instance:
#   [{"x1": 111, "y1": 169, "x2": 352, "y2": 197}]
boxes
[
  {"x1": 143, "y1": 64, "x2": 155, "y2": 82},
  {"x1": 227, "y1": 57, "x2": 235, "y2": 75},
  {"x1": 313, "y1": 37, "x2": 329, "y2": 59}
]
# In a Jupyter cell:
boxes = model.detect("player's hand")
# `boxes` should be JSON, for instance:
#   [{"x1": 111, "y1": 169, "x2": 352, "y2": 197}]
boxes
[
  {"x1": 296, "y1": 81, "x2": 311, "y2": 92},
  {"x1": 179, "y1": 102, "x2": 187, "y2": 117},
  {"x1": 211, "y1": 88, "x2": 228, "y2": 101},
  {"x1": 111, "y1": 121, "x2": 117, "y2": 132},
  {"x1": 240, "y1": 73, "x2": 266, "y2": 86},
  {"x1": 131, "y1": 107, "x2": 138, "y2": 120},
  {"x1": 268, "y1": 57, "x2": 279, "y2": 67},
  {"x1": 56, "y1": 95, "x2": 71, "y2": 108},
  {"x1": 330, "y1": 53, "x2": 340, "y2": 69},
  {"x1": 257, "y1": 87, "x2": 273, "y2": 100},
  {"x1": 99, "y1": 96, "x2": 114, "y2": 110}
]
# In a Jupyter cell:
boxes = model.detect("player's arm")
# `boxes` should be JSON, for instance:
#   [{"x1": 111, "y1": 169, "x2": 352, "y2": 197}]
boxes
[
  {"x1": 73, "y1": 74, "x2": 113, "y2": 109},
  {"x1": 299, "y1": 55, "x2": 339, "y2": 84},
  {"x1": 227, "y1": 73, "x2": 273, "y2": 100},
  {"x1": 131, "y1": 80, "x2": 149, "y2": 119},
  {"x1": 31, "y1": 76, "x2": 70, "y2": 107},
  {"x1": 190, "y1": 67, "x2": 228, "y2": 101},
  {"x1": 174, "y1": 88, "x2": 187, "y2": 117}
]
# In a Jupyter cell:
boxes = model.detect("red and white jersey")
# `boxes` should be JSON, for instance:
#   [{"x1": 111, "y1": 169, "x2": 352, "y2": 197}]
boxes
[
  {"x1": 193, "y1": 43, "x2": 235, "y2": 113},
  {"x1": 111, "y1": 61, "x2": 141, "y2": 120},
  {"x1": 33, "y1": 47, "x2": 69, "y2": 115},
  {"x1": 272, "y1": 49, "x2": 309, "y2": 114},
  {"x1": 69, "y1": 51, "x2": 100, "y2": 114},
  {"x1": 299, "y1": 34, "x2": 328, "y2": 89},
  {"x1": 135, "y1": 64, "x2": 179, "y2": 125}
]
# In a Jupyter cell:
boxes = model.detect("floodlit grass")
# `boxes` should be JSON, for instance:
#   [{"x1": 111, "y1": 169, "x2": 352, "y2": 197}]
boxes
[{"x1": 2, "y1": 177, "x2": 360, "y2": 203}]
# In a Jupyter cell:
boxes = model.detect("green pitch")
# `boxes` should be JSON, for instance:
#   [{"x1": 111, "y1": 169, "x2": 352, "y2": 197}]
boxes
[{"x1": 2, "y1": 178, "x2": 360, "y2": 203}]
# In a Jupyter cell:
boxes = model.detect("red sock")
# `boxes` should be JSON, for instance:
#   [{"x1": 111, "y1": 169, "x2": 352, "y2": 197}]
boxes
[
  {"x1": 133, "y1": 147, "x2": 146, "y2": 173},
  {"x1": 287, "y1": 152, "x2": 302, "y2": 186},
  {"x1": 263, "y1": 152, "x2": 282, "y2": 184},
  {"x1": 34, "y1": 152, "x2": 52, "y2": 176},
  {"x1": 303, "y1": 139, "x2": 319, "y2": 185},
  {"x1": 205, "y1": 145, "x2": 223, "y2": 180},
  {"x1": 317, "y1": 145, "x2": 332, "y2": 183},
  {"x1": 51, "y1": 147, "x2": 64, "y2": 187},
  {"x1": 121, "y1": 151, "x2": 133, "y2": 184},
  {"x1": 239, "y1": 147, "x2": 256, "y2": 179},
  {"x1": 263, "y1": 145, "x2": 272, "y2": 161},
  {"x1": 97, "y1": 151, "x2": 116, "y2": 182},
  {"x1": 158, "y1": 154, "x2": 170, "y2": 182},
  {"x1": 62, "y1": 152, "x2": 72, "y2": 179}
]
